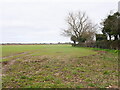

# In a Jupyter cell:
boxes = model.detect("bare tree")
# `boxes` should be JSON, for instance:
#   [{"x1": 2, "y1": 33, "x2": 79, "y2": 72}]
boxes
[{"x1": 62, "y1": 11, "x2": 97, "y2": 44}]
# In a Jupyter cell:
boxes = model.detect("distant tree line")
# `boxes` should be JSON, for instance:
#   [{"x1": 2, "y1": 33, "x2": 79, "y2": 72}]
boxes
[
  {"x1": 2, "y1": 42, "x2": 71, "y2": 45},
  {"x1": 62, "y1": 11, "x2": 120, "y2": 50}
]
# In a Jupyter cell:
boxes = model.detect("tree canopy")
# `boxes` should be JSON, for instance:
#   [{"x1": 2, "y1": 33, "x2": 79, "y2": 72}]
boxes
[
  {"x1": 62, "y1": 11, "x2": 97, "y2": 44},
  {"x1": 102, "y1": 12, "x2": 120, "y2": 40}
]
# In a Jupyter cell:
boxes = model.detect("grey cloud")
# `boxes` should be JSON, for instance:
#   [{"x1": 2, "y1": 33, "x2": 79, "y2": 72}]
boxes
[{"x1": 0, "y1": 1, "x2": 118, "y2": 43}]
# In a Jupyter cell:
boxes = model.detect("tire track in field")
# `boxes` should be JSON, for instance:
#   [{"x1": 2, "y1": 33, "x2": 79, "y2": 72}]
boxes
[
  {"x1": 2, "y1": 52, "x2": 29, "y2": 59},
  {"x1": 1, "y1": 51, "x2": 36, "y2": 76}
]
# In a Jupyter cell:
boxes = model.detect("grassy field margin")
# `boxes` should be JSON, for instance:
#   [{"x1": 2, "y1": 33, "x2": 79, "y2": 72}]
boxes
[{"x1": 1, "y1": 45, "x2": 119, "y2": 88}]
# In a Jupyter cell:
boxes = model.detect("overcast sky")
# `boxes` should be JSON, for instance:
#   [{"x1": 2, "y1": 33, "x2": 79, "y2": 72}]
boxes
[{"x1": 0, "y1": 0, "x2": 119, "y2": 43}]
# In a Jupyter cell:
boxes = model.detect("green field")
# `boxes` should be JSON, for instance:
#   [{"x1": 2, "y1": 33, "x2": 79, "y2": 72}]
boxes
[{"x1": 1, "y1": 45, "x2": 118, "y2": 88}]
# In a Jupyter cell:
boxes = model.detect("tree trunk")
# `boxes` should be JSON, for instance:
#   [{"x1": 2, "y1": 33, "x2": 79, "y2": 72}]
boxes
[
  {"x1": 114, "y1": 35, "x2": 118, "y2": 40},
  {"x1": 73, "y1": 40, "x2": 76, "y2": 44},
  {"x1": 109, "y1": 34, "x2": 111, "y2": 41},
  {"x1": 118, "y1": 34, "x2": 120, "y2": 40}
]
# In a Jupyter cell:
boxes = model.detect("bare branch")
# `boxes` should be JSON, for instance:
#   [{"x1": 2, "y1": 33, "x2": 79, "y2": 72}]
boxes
[{"x1": 62, "y1": 11, "x2": 97, "y2": 42}]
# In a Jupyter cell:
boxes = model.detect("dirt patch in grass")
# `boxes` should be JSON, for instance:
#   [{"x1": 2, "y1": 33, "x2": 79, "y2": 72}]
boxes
[
  {"x1": 2, "y1": 60, "x2": 19, "y2": 75},
  {"x1": 22, "y1": 55, "x2": 49, "y2": 63},
  {"x1": 2, "y1": 52, "x2": 36, "y2": 76}
]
